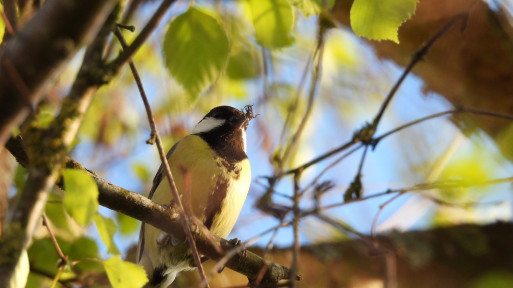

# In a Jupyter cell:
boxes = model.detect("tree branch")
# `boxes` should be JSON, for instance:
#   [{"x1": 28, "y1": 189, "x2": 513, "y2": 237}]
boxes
[{"x1": 5, "y1": 137, "x2": 297, "y2": 286}]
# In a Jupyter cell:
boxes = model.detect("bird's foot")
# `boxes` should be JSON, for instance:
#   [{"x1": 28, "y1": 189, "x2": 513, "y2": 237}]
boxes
[{"x1": 217, "y1": 238, "x2": 247, "y2": 273}]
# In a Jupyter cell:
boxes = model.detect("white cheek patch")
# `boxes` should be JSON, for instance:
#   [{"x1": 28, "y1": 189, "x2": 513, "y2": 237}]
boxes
[{"x1": 191, "y1": 117, "x2": 225, "y2": 134}]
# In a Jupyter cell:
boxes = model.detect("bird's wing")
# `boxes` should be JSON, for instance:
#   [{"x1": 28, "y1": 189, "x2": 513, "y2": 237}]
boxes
[{"x1": 136, "y1": 140, "x2": 180, "y2": 264}]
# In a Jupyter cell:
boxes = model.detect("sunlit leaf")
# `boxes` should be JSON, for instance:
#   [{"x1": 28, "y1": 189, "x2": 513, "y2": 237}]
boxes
[
  {"x1": 28, "y1": 237, "x2": 72, "y2": 277},
  {"x1": 324, "y1": 30, "x2": 360, "y2": 69},
  {"x1": 163, "y1": 7, "x2": 230, "y2": 97},
  {"x1": 249, "y1": 0, "x2": 295, "y2": 48},
  {"x1": 350, "y1": 0, "x2": 419, "y2": 43},
  {"x1": 45, "y1": 192, "x2": 79, "y2": 240},
  {"x1": 288, "y1": 0, "x2": 335, "y2": 17},
  {"x1": 28, "y1": 236, "x2": 100, "y2": 281},
  {"x1": 440, "y1": 156, "x2": 489, "y2": 186},
  {"x1": 94, "y1": 214, "x2": 120, "y2": 255},
  {"x1": 437, "y1": 142, "x2": 497, "y2": 203},
  {"x1": 104, "y1": 255, "x2": 148, "y2": 288},
  {"x1": 62, "y1": 169, "x2": 99, "y2": 226},
  {"x1": 116, "y1": 212, "x2": 139, "y2": 235}
]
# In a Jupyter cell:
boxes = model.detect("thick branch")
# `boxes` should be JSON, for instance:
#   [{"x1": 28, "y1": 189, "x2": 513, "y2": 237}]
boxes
[
  {"x1": 0, "y1": 0, "x2": 117, "y2": 145},
  {"x1": 5, "y1": 137, "x2": 296, "y2": 285}
]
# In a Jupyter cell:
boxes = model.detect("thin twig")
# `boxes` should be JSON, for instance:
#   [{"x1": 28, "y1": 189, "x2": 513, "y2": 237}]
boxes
[
  {"x1": 371, "y1": 13, "x2": 469, "y2": 130},
  {"x1": 312, "y1": 189, "x2": 402, "y2": 216},
  {"x1": 371, "y1": 193, "x2": 404, "y2": 238},
  {"x1": 307, "y1": 175, "x2": 513, "y2": 218},
  {"x1": 279, "y1": 36, "x2": 326, "y2": 175},
  {"x1": 242, "y1": 175, "x2": 513, "y2": 249},
  {"x1": 281, "y1": 15, "x2": 470, "y2": 178},
  {"x1": 373, "y1": 107, "x2": 513, "y2": 146},
  {"x1": 117, "y1": 23, "x2": 135, "y2": 32},
  {"x1": 356, "y1": 145, "x2": 368, "y2": 176},
  {"x1": 314, "y1": 213, "x2": 370, "y2": 242},
  {"x1": 337, "y1": 14, "x2": 471, "y2": 202},
  {"x1": 263, "y1": 215, "x2": 288, "y2": 258},
  {"x1": 244, "y1": 220, "x2": 291, "y2": 245},
  {"x1": 230, "y1": 214, "x2": 287, "y2": 288},
  {"x1": 42, "y1": 214, "x2": 68, "y2": 264},
  {"x1": 300, "y1": 144, "x2": 364, "y2": 197},
  {"x1": 278, "y1": 48, "x2": 317, "y2": 151},
  {"x1": 108, "y1": 0, "x2": 176, "y2": 71},
  {"x1": 113, "y1": 27, "x2": 209, "y2": 287},
  {"x1": 285, "y1": 138, "x2": 358, "y2": 175},
  {"x1": 104, "y1": 0, "x2": 144, "y2": 58},
  {"x1": 290, "y1": 172, "x2": 301, "y2": 288}
]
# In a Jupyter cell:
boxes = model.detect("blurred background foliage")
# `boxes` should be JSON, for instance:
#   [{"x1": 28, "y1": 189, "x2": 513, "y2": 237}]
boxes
[{"x1": 3, "y1": 0, "x2": 513, "y2": 287}]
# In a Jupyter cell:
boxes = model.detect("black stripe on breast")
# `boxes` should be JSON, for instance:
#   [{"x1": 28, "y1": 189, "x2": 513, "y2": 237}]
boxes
[{"x1": 204, "y1": 175, "x2": 229, "y2": 229}]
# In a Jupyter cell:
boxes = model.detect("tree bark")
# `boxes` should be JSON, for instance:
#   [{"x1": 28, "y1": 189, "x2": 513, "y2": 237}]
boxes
[{"x1": 0, "y1": 0, "x2": 117, "y2": 145}]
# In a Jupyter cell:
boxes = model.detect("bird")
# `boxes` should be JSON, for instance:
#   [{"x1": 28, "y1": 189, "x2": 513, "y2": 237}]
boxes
[{"x1": 137, "y1": 105, "x2": 254, "y2": 287}]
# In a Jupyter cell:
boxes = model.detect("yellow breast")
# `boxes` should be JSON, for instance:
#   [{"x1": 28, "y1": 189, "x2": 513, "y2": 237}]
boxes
[{"x1": 145, "y1": 135, "x2": 251, "y2": 264}]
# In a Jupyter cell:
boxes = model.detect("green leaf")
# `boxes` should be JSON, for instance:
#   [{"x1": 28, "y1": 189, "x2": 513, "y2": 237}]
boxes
[
  {"x1": 28, "y1": 237, "x2": 70, "y2": 275},
  {"x1": 249, "y1": 0, "x2": 295, "y2": 48},
  {"x1": 226, "y1": 44, "x2": 260, "y2": 79},
  {"x1": 69, "y1": 237, "x2": 102, "y2": 271},
  {"x1": 94, "y1": 214, "x2": 120, "y2": 255},
  {"x1": 116, "y1": 212, "x2": 139, "y2": 235},
  {"x1": 45, "y1": 195, "x2": 77, "y2": 240},
  {"x1": 288, "y1": 0, "x2": 335, "y2": 17},
  {"x1": 163, "y1": 7, "x2": 230, "y2": 97},
  {"x1": 104, "y1": 256, "x2": 148, "y2": 288},
  {"x1": 350, "y1": 0, "x2": 419, "y2": 43},
  {"x1": 62, "y1": 169, "x2": 99, "y2": 226}
]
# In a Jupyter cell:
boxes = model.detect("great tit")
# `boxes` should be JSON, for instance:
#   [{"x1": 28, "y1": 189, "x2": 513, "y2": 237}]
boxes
[{"x1": 137, "y1": 105, "x2": 254, "y2": 287}]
